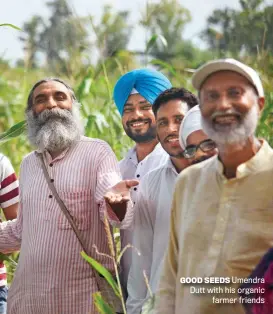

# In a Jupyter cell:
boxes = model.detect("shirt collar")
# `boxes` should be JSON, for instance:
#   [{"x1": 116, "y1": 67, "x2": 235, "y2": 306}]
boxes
[
  {"x1": 153, "y1": 142, "x2": 165, "y2": 153},
  {"x1": 125, "y1": 146, "x2": 138, "y2": 166},
  {"x1": 125, "y1": 142, "x2": 164, "y2": 166},
  {"x1": 35, "y1": 138, "x2": 81, "y2": 164},
  {"x1": 164, "y1": 156, "x2": 179, "y2": 175},
  {"x1": 216, "y1": 139, "x2": 273, "y2": 180}
]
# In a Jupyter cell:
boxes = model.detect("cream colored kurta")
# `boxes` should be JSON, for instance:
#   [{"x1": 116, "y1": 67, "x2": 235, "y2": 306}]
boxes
[{"x1": 154, "y1": 140, "x2": 273, "y2": 314}]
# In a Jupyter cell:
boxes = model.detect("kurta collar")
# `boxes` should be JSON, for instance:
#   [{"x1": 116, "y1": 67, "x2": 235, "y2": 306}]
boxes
[{"x1": 215, "y1": 139, "x2": 272, "y2": 180}]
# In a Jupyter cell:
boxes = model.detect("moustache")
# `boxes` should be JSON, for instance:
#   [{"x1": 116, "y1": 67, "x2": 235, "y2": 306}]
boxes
[
  {"x1": 126, "y1": 118, "x2": 151, "y2": 128},
  {"x1": 36, "y1": 108, "x2": 72, "y2": 123},
  {"x1": 211, "y1": 109, "x2": 242, "y2": 120},
  {"x1": 164, "y1": 133, "x2": 179, "y2": 143}
]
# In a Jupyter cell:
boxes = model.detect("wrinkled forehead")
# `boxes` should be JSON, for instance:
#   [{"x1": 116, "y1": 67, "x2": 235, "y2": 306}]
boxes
[
  {"x1": 32, "y1": 81, "x2": 71, "y2": 99},
  {"x1": 200, "y1": 70, "x2": 253, "y2": 91}
]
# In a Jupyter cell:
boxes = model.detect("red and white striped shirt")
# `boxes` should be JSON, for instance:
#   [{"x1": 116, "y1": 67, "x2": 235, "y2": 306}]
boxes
[
  {"x1": 0, "y1": 137, "x2": 132, "y2": 314},
  {"x1": 0, "y1": 154, "x2": 19, "y2": 287}
]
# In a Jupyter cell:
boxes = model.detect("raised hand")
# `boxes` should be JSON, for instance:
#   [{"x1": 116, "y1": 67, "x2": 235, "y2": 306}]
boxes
[{"x1": 104, "y1": 179, "x2": 139, "y2": 204}]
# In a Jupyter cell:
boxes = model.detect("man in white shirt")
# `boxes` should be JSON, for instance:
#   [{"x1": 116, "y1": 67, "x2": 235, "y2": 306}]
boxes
[
  {"x1": 113, "y1": 68, "x2": 173, "y2": 292},
  {"x1": 126, "y1": 99, "x2": 217, "y2": 312}
]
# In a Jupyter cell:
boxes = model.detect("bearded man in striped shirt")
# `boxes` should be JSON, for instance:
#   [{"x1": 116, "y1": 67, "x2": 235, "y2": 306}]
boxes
[{"x1": 0, "y1": 78, "x2": 136, "y2": 314}]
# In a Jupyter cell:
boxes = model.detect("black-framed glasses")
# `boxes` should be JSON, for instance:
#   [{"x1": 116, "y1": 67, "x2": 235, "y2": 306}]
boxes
[{"x1": 183, "y1": 139, "x2": 217, "y2": 159}]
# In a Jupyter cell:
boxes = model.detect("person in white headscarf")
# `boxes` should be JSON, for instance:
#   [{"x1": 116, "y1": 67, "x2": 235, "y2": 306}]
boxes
[{"x1": 179, "y1": 105, "x2": 218, "y2": 165}]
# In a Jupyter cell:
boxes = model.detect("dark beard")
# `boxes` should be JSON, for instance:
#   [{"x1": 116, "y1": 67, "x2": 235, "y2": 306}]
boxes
[{"x1": 124, "y1": 118, "x2": 157, "y2": 143}]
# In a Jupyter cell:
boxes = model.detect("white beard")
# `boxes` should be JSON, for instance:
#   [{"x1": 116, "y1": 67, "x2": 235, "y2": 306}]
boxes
[
  {"x1": 26, "y1": 103, "x2": 85, "y2": 153},
  {"x1": 201, "y1": 104, "x2": 259, "y2": 148}
]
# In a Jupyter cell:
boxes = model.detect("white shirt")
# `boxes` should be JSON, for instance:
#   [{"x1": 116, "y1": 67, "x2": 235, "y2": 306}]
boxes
[
  {"x1": 119, "y1": 143, "x2": 168, "y2": 289},
  {"x1": 126, "y1": 157, "x2": 178, "y2": 313}
]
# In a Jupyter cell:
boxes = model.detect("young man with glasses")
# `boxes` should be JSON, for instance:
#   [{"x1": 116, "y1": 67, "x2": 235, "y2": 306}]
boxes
[{"x1": 126, "y1": 90, "x2": 216, "y2": 313}]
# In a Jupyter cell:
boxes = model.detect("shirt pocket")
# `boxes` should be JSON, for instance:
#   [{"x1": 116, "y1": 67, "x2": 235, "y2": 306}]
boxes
[{"x1": 58, "y1": 190, "x2": 92, "y2": 231}]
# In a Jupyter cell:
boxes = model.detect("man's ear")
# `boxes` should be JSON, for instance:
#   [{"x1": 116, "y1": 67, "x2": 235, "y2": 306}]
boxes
[{"x1": 258, "y1": 97, "x2": 265, "y2": 112}]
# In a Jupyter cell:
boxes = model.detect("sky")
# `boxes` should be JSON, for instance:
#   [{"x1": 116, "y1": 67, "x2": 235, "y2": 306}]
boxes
[{"x1": 0, "y1": 0, "x2": 241, "y2": 63}]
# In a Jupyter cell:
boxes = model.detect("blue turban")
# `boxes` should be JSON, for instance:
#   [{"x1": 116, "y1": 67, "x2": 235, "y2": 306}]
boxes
[{"x1": 113, "y1": 68, "x2": 172, "y2": 115}]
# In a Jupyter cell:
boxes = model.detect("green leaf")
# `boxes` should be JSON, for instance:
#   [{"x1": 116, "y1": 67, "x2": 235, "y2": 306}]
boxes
[
  {"x1": 81, "y1": 251, "x2": 120, "y2": 297},
  {"x1": 146, "y1": 34, "x2": 158, "y2": 53},
  {"x1": 145, "y1": 34, "x2": 167, "y2": 53},
  {"x1": 157, "y1": 34, "x2": 168, "y2": 47},
  {"x1": 93, "y1": 111, "x2": 110, "y2": 133},
  {"x1": 0, "y1": 23, "x2": 21, "y2": 30},
  {"x1": 76, "y1": 75, "x2": 93, "y2": 100},
  {"x1": 0, "y1": 120, "x2": 26, "y2": 144},
  {"x1": 0, "y1": 253, "x2": 18, "y2": 270},
  {"x1": 93, "y1": 292, "x2": 115, "y2": 314},
  {"x1": 149, "y1": 59, "x2": 177, "y2": 76},
  {"x1": 85, "y1": 115, "x2": 96, "y2": 136},
  {"x1": 141, "y1": 295, "x2": 155, "y2": 314}
]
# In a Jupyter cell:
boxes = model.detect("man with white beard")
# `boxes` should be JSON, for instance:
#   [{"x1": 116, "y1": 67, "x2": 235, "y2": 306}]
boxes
[
  {"x1": 154, "y1": 59, "x2": 273, "y2": 314},
  {"x1": 0, "y1": 78, "x2": 137, "y2": 314}
]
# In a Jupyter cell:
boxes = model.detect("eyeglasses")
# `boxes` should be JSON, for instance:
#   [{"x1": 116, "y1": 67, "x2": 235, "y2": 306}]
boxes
[{"x1": 183, "y1": 139, "x2": 217, "y2": 159}]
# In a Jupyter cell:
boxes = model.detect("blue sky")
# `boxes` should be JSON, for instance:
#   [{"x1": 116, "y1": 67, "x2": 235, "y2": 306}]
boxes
[{"x1": 0, "y1": 0, "x2": 240, "y2": 63}]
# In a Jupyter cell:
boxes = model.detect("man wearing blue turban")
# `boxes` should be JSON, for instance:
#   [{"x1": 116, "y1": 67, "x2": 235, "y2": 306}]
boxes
[
  {"x1": 114, "y1": 68, "x2": 172, "y2": 116},
  {"x1": 113, "y1": 68, "x2": 172, "y2": 296}
]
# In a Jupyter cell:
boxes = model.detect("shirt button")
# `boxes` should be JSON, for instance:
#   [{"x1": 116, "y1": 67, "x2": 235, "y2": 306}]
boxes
[
  {"x1": 134, "y1": 187, "x2": 137, "y2": 191},
  {"x1": 51, "y1": 179, "x2": 54, "y2": 182},
  {"x1": 49, "y1": 195, "x2": 53, "y2": 198},
  {"x1": 136, "y1": 174, "x2": 140, "y2": 178},
  {"x1": 49, "y1": 163, "x2": 53, "y2": 167}
]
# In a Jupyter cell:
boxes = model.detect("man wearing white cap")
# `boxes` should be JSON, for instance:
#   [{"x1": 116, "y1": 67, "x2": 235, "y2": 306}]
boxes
[
  {"x1": 154, "y1": 58, "x2": 273, "y2": 314},
  {"x1": 126, "y1": 91, "x2": 217, "y2": 313}
]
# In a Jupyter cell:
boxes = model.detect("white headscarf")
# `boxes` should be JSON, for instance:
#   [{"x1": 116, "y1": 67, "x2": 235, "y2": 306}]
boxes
[{"x1": 179, "y1": 105, "x2": 202, "y2": 149}]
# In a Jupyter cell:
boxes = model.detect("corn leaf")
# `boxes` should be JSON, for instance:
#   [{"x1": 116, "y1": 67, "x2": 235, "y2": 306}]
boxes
[
  {"x1": 0, "y1": 120, "x2": 26, "y2": 144},
  {"x1": 142, "y1": 295, "x2": 155, "y2": 314},
  {"x1": 0, "y1": 23, "x2": 21, "y2": 30},
  {"x1": 146, "y1": 35, "x2": 158, "y2": 53},
  {"x1": 0, "y1": 253, "x2": 17, "y2": 268},
  {"x1": 81, "y1": 251, "x2": 120, "y2": 297},
  {"x1": 149, "y1": 59, "x2": 177, "y2": 76},
  {"x1": 93, "y1": 292, "x2": 115, "y2": 314}
]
